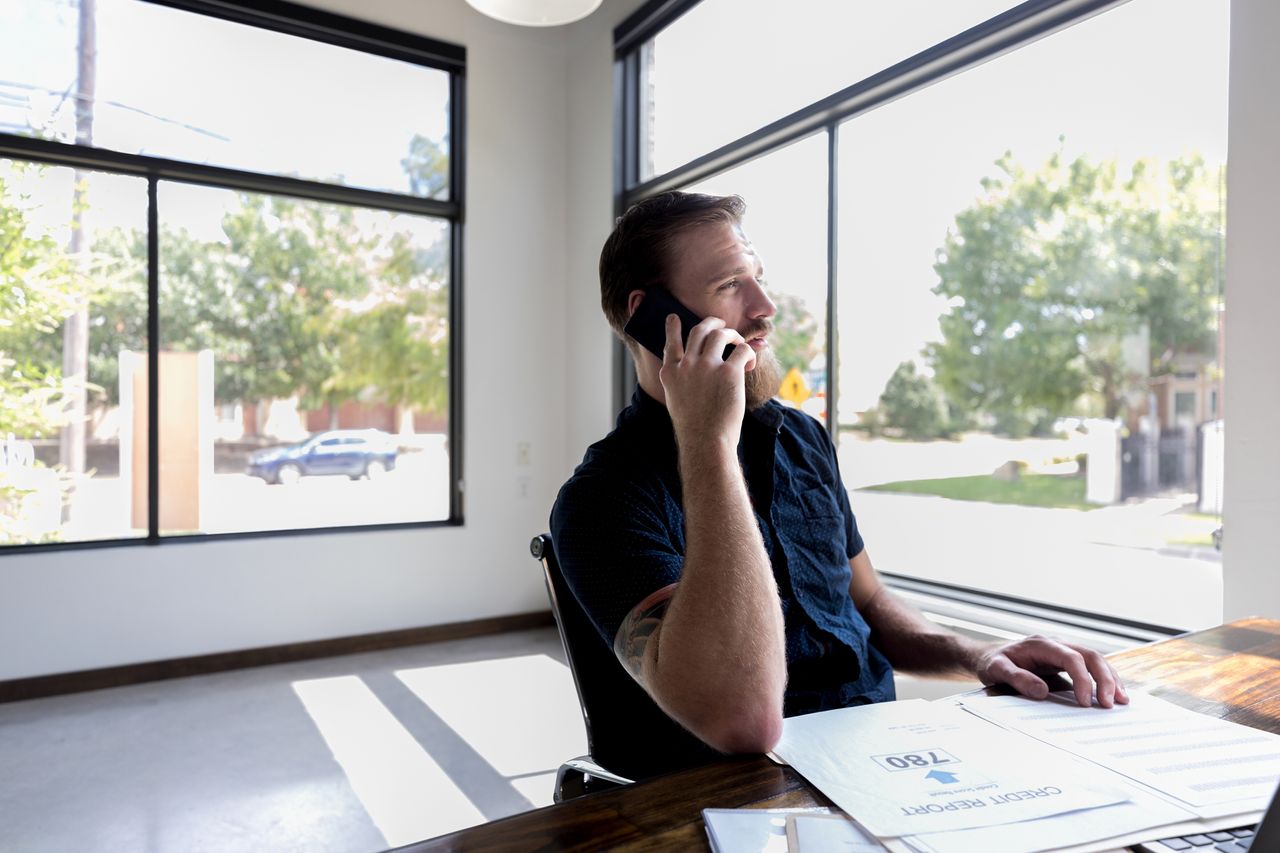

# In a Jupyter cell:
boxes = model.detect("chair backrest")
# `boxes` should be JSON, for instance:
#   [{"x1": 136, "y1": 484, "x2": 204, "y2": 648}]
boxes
[{"x1": 530, "y1": 533, "x2": 717, "y2": 781}]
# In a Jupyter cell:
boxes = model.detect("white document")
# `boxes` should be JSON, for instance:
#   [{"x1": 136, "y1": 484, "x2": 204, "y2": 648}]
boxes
[
  {"x1": 702, "y1": 807, "x2": 832, "y2": 853},
  {"x1": 772, "y1": 699, "x2": 1129, "y2": 837},
  {"x1": 957, "y1": 690, "x2": 1280, "y2": 814},
  {"x1": 786, "y1": 813, "x2": 885, "y2": 851},
  {"x1": 900, "y1": 778, "x2": 1195, "y2": 853}
]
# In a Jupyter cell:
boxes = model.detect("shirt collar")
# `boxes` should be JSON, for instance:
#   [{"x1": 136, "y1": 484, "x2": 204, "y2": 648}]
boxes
[{"x1": 626, "y1": 386, "x2": 784, "y2": 436}]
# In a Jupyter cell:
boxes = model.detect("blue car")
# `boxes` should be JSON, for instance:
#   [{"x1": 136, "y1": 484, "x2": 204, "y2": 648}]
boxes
[{"x1": 247, "y1": 429, "x2": 398, "y2": 485}]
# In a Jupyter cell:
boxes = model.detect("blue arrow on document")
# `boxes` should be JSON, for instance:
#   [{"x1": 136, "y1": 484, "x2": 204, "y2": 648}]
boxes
[{"x1": 926, "y1": 770, "x2": 959, "y2": 784}]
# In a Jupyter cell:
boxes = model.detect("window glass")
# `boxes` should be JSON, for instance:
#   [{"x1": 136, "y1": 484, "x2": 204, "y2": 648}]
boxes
[
  {"x1": 0, "y1": 0, "x2": 451, "y2": 199},
  {"x1": 689, "y1": 133, "x2": 829, "y2": 423},
  {"x1": 640, "y1": 0, "x2": 1013, "y2": 178},
  {"x1": 157, "y1": 183, "x2": 451, "y2": 535},
  {"x1": 0, "y1": 160, "x2": 148, "y2": 545},
  {"x1": 835, "y1": 0, "x2": 1227, "y2": 628}
]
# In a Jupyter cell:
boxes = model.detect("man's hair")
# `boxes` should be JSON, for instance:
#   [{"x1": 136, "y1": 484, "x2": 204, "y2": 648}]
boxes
[{"x1": 599, "y1": 191, "x2": 746, "y2": 334}]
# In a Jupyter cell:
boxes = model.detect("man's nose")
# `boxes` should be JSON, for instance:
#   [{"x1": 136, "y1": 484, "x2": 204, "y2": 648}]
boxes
[{"x1": 746, "y1": 279, "x2": 776, "y2": 319}]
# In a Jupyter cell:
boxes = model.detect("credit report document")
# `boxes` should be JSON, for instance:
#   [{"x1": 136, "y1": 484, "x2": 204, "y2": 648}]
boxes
[
  {"x1": 957, "y1": 689, "x2": 1280, "y2": 817},
  {"x1": 772, "y1": 699, "x2": 1128, "y2": 837}
]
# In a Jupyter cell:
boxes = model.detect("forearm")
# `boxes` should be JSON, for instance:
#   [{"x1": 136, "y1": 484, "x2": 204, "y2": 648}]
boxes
[
  {"x1": 860, "y1": 587, "x2": 993, "y2": 679},
  {"x1": 649, "y1": 439, "x2": 787, "y2": 752}
]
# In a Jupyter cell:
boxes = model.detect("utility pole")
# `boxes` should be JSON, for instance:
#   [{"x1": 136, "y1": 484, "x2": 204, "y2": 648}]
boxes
[{"x1": 59, "y1": 0, "x2": 96, "y2": 475}]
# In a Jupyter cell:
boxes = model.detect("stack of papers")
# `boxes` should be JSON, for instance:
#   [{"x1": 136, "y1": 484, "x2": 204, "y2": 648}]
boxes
[
  {"x1": 770, "y1": 692, "x2": 1280, "y2": 852},
  {"x1": 702, "y1": 807, "x2": 883, "y2": 852}
]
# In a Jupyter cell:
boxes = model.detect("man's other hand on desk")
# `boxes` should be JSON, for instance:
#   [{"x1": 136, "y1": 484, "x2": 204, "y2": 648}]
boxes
[{"x1": 976, "y1": 635, "x2": 1130, "y2": 708}]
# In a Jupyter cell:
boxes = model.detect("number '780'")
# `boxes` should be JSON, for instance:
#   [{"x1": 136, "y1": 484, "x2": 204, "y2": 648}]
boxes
[{"x1": 871, "y1": 749, "x2": 960, "y2": 771}]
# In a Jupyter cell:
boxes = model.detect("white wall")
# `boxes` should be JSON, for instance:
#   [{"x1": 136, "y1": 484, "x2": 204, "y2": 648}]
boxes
[
  {"x1": 1222, "y1": 0, "x2": 1280, "y2": 621},
  {"x1": 0, "y1": 0, "x2": 638, "y2": 681}
]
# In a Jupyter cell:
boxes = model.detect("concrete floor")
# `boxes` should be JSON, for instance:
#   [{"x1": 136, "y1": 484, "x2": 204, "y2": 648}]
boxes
[{"x1": 0, "y1": 627, "x2": 587, "y2": 853}]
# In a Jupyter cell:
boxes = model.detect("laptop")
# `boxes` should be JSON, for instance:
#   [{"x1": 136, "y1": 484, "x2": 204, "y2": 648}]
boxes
[{"x1": 1132, "y1": 779, "x2": 1280, "y2": 852}]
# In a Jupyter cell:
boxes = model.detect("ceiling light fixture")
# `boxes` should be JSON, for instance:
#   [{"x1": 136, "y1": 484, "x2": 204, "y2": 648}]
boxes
[{"x1": 465, "y1": 0, "x2": 603, "y2": 27}]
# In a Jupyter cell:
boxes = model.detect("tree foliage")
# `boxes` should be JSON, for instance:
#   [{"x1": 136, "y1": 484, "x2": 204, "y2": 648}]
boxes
[
  {"x1": 401, "y1": 134, "x2": 449, "y2": 199},
  {"x1": 0, "y1": 164, "x2": 83, "y2": 437},
  {"x1": 875, "y1": 361, "x2": 950, "y2": 440},
  {"x1": 770, "y1": 291, "x2": 820, "y2": 376},
  {"x1": 85, "y1": 193, "x2": 451, "y2": 421},
  {"x1": 928, "y1": 150, "x2": 1223, "y2": 436}
]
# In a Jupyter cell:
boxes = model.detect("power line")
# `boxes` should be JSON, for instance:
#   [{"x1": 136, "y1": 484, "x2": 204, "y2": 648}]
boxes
[{"x1": 0, "y1": 80, "x2": 230, "y2": 142}]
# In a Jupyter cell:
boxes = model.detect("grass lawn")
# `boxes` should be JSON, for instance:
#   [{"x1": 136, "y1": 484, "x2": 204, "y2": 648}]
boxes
[{"x1": 860, "y1": 473, "x2": 1094, "y2": 511}]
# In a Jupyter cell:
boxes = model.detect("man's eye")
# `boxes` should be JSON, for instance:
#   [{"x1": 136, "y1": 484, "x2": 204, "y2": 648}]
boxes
[{"x1": 719, "y1": 279, "x2": 739, "y2": 291}]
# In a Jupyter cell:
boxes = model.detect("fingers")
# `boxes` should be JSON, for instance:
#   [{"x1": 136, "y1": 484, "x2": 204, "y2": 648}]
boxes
[
  {"x1": 680, "y1": 315, "x2": 747, "y2": 361},
  {"x1": 987, "y1": 636, "x2": 1129, "y2": 708},
  {"x1": 1076, "y1": 645, "x2": 1129, "y2": 708},
  {"x1": 1048, "y1": 641, "x2": 1124, "y2": 708},
  {"x1": 727, "y1": 335, "x2": 758, "y2": 371},
  {"x1": 985, "y1": 653, "x2": 1050, "y2": 700},
  {"x1": 662, "y1": 314, "x2": 685, "y2": 364},
  {"x1": 684, "y1": 318, "x2": 746, "y2": 363},
  {"x1": 1053, "y1": 646, "x2": 1095, "y2": 708}
]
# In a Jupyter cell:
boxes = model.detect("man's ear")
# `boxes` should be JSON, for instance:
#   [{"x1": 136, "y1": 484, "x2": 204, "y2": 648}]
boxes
[{"x1": 626, "y1": 289, "x2": 647, "y2": 320}]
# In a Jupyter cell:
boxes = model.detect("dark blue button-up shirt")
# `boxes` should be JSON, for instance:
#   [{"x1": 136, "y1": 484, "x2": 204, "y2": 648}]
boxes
[{"x1": 551, "y1": 388, "x2": 895, "y2": 752}]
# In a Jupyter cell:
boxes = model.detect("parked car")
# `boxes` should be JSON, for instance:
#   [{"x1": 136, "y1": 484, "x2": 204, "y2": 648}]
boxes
[{"x1": 247, "y1": 430, "x2": 398, "y2": 485}]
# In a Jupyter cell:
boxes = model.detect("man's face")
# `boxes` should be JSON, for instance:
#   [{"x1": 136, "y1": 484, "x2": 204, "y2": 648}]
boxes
[{"x1": 664, "y1": 220, "x2": 782, "y2": 408}]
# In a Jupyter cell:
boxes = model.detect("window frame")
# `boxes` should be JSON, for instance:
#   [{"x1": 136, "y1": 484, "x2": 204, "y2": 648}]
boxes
[
  {"x1": 613, "y1": 0, "x2": 1187, "y2": 641},
  {"x1": 0, "y1": 0, "x2": 467, "y2": 553}
]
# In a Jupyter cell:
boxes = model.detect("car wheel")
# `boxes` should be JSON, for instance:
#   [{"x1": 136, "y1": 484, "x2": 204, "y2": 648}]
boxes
[
  {"x1": 277, "y1": 463, "x2": 302, "y2": 486},
  {"x1": 364, "y1": 460, "x2": 387, "y2": 481}
]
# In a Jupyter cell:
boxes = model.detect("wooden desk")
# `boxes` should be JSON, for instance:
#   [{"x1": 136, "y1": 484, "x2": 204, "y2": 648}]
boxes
[{"x1": 398, "y1": 617, "x2": 1280, "y2": 852}]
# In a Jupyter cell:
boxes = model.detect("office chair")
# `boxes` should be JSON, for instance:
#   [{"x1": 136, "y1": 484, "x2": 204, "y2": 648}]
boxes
[
  {"x1": 530, "y1": 533, "x2": 634, "y2": 800},
  {"x1": 531, "y1": 534, "x2": 723, "y2": 800}
]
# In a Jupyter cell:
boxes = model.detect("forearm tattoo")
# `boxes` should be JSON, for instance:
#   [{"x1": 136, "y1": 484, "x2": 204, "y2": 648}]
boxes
[{"x1": 613, "y1": 583, "x2": 678, "y2": 683}]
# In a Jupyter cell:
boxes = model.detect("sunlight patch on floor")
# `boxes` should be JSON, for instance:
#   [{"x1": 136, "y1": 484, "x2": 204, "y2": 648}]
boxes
[
  {"x1": 292, "y1": 675, "x2": 486, "y2": 846},
  {"x1": 508, "y1": 771, "x2": 560, "y2": 809},
  {"x1": 395, "y1": 654, "x2": 587, "y2": 778}
]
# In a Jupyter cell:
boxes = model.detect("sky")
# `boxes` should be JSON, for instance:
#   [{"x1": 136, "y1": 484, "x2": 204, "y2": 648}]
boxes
[
  {"x1": 0, "y1": 0, "x2": 450, "y2": 194},
  {"x1": 0, "y1": 0, "x2": 1230, "y2": 415},
  {"x1": 653, "y1": 0, "x2": 1230, "y2": 415},
  {"x1": 0, "y1": 0, "x2": 450, "y2": 248}
]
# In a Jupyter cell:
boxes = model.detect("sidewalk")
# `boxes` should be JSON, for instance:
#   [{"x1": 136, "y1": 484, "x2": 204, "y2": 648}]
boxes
[{"x1": 848, "y1": 489, "x2": 1222, "y2": 632}]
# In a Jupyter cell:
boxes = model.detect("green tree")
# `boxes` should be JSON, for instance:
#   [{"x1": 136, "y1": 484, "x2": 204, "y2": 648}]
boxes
[
  {"x1": 875, "y1": 361, "x2": 949, "y2": 440},
  {"x1": 89, "y1": 194, "x2": 451, "y2": 427},
  {"x1": 770, "y1": 291, "x2": 820, "y2": 375},
  {"x1": 0, "y1": 165, "x2": 83, "y2": 437},
  {"x1": 401, "y1": 133, "x2": 449, "y2": 199},
  {"x1": 928, "y1": 149, "x2": 1222, "y2": 436},
  {"x1": 335, "y1": 284, "x2": 449, "y2": 431},
  {"x1": 66, "y1": 130, "x2": 454, "y2": 431}
]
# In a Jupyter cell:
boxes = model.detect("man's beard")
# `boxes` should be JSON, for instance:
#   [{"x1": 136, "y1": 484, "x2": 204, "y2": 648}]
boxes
[{"x1": 745, "y1": 345, "x2": 784, "y2": 410}]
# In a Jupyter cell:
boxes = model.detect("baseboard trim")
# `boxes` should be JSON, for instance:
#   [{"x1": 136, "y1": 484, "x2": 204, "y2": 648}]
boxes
[{"x1": 0, "y1": 610, "x2": 556, "y2": 704}]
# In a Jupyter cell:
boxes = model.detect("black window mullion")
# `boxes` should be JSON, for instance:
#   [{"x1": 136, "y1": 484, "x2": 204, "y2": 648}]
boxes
[
  {"x1": 0, "y1": 136, "x2": 456, "y2": 220},
  {"x1": 448, "y1": 220, "x2": 465, "y2": 522},
  {"x1": 146, "y1": 176, "x2": 160, "y2": 543},
  {"x1": 619, "y1": 0, "x2": 1124, "y2": 203},
  {"x1": 448, "y1": 67, "x2": 466, "y2": 523},
  {"x1": 824, "y1": 123, "x2": 839, "y2": 441},
  {"x1": 449, "y1": 70, "x2": 467, "y2": 208},
  {"x1": 614, "y1": 0, "x2": 702, "y2": 58},
  {"x1": 612, "y1": 51, "x2": 642, "y2": 414},
  {"x1": 142, "y1": 0, "x2": 465, "y2": 73}
]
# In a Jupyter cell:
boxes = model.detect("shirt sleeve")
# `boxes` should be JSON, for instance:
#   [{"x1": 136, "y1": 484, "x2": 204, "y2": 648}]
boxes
[{"x1": 549, "y1": 467, "x2": 685, "y2": 650}]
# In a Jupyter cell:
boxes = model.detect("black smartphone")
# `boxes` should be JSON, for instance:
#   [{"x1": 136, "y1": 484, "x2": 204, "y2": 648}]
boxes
[{"x1": 623, "y1": 288, "x2": 735, "y2": 361}]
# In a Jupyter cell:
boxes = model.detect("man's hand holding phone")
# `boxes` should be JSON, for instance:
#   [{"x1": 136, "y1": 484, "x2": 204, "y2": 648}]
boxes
[{"x1": 659, "y1": 312, "x2": 756, "y2": 451}]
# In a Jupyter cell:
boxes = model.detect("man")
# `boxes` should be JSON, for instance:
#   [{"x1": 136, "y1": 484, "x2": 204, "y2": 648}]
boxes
[{"x1": 551, "y1": 191, "x2": 1126, "y2": 779}]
